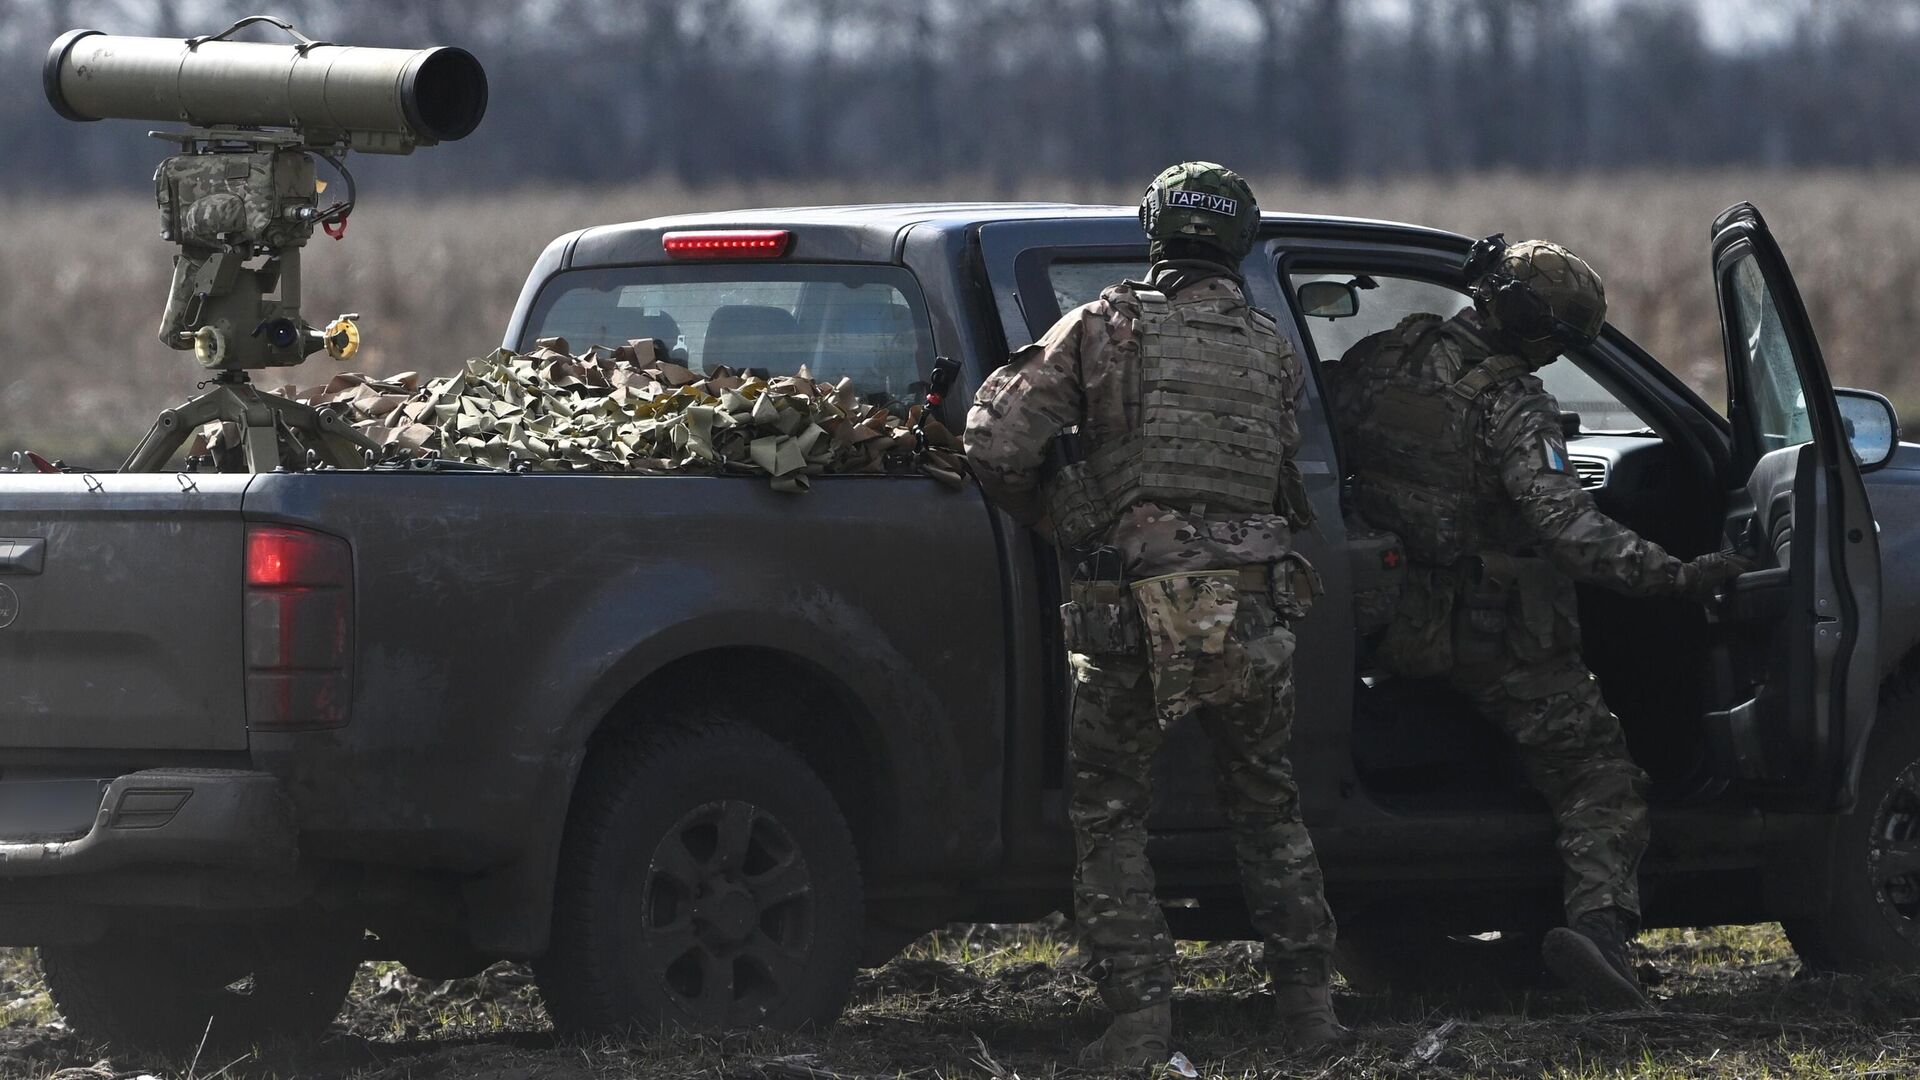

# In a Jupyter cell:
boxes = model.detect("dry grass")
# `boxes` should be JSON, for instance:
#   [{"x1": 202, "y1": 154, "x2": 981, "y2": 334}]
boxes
[
  {"x1": 4, "y1": 171, "x2": 1919, "y2": 464},
  {"x1": 0, "y1": 923, "x2": 1917, "y2": 1079}
]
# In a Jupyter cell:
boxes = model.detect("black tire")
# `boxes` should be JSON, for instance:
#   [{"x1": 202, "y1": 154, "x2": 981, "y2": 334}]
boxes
[
  {"x1": 38, "y1": 924, "x2": 362, "y2": 1053},
  {"x1": 537, "y1": 719, "x2": 864, "y2": 1034},
  {"x1": 1785, "y1": 674, "x2": 1920, "y2": 973}
]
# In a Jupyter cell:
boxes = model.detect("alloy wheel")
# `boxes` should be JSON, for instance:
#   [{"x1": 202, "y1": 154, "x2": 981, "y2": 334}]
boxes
[{"x1": 631, "y1": 799, "x2": 816, "y2": 1028}]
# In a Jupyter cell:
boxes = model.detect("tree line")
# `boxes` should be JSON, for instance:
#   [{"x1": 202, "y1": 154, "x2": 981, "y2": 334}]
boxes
[{"x1": 7, "y1": 0, "x2": 1920, "y2": 194}]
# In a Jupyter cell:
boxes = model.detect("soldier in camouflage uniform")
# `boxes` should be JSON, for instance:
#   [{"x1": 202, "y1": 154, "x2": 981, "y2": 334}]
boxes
[
  {"x1": 966, "y1": 163, "x2": 1350, "y2": 1066},
  {"x1": 1324, "y1": 236, "x2": 1751, "y2": 1008}
]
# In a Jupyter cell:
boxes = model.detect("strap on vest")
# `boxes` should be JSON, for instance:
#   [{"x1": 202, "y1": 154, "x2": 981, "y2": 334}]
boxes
[
  {"x1": 1392, "y1": 316, "x2": 1448, "y2": 374},
  {"x1": 1447, "y1": 353, "x2": 1530, "y2": 402},
  {"x1": 1127, "y1": 284, "x2": 1170, "y2": 314}
]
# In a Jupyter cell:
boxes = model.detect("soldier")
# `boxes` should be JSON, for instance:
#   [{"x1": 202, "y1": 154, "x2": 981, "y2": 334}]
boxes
[
  {"x1": 965, "y1": 163, "x2": 1349, "y2": 1065},
  {"x1": 1324, "y1": 235, "x2": 1752, "y2": 1008}
]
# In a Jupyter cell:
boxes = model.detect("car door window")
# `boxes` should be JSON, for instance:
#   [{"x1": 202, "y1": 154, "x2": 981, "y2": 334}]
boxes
[
  {"x1": 1290, "y1": 272, "x2": 1648, "y2": 434},
  {"x1": 1724, "y1": 252, "x2": 1814, "y2": 453},
  {"x1": 1291, "y1": 274, "x2": 1468, "y2": 361}
]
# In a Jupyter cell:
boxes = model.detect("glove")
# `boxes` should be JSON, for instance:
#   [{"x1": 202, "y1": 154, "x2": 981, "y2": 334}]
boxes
[{"x1": 1677, "y1": 549, "x2": 1758, "y2": 601}]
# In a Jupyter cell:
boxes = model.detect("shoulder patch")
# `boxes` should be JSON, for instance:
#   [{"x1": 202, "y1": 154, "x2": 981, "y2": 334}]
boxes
[{"x1": 1538, "y1": 432, "x2": 1571, "y2": 474}]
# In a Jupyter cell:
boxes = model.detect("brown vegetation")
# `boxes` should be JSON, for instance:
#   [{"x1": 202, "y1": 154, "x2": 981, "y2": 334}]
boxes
[
  {"x1": 4, "y1": 924, "x2": 1919, "y2": 1079},
  {"x1": 5, "y1": 171, "x2": 1919, "y2": 465}
]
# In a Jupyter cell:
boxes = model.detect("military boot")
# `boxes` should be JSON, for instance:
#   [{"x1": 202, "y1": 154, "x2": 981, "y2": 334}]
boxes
[
  {"x1": 1541, "y1": 908, "x2": 1650, "y2": 1010},
  {"x1": 1271, "y1": 960, "x2": 1355, "y2": 1056},
  {"x1": 1079, "y1": 1001, "x2": 1172, "y2": 1069}
]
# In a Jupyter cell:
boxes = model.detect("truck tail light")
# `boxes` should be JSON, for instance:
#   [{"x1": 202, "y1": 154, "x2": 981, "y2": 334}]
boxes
[
  {"x1": 244, "y1": 525, "x2": 353, "y2": 731},
  {"x1": 662, "y1": 230, "x2": 792, "y2": 259}
]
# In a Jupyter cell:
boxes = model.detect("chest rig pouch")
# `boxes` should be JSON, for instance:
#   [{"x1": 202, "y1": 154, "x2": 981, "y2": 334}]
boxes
[
  {"x1": 1086, "y1": 284, "x2": 1297, "y2": 519},
  {"x1": 1348, "y1": 320, "x2": 1531, "y2": 566},
  {"x1": 1040, "y1": 430, "x2": 1111, "y2": 550},
  {"x1": 1061, "y1": 578, "x2": 1144, "y2": 656}
]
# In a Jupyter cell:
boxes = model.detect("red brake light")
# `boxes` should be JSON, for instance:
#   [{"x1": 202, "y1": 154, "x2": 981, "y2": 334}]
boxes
[
  {"x1": 244, "y1": 525, "x2": 354, "y2": 731},
  {"x1": 662, "y1": 230, "x2": 792, "y2": 259},
  {"x1": 248, "y1": 526, "x2": 351, "y2": 588}
]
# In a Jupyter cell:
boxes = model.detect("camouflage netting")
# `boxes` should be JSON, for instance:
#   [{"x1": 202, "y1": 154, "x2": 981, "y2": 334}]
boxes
[{"x1": 191, "y1": 337, "x2": 969, "y2": 491}]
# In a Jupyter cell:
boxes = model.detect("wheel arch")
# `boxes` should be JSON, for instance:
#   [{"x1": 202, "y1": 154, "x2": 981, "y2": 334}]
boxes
[
  {"x1": 460, "y1": 638, "x2": 901, "y2": 960},
  {"x1": 583, "y1": 646, "x2": 889, "y2": 869}
]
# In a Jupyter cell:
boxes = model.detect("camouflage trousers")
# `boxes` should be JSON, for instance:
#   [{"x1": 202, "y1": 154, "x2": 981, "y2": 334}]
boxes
[
  {"x1": 1068, "y1": 579, "x2": 1336, "y2": 1013},
  {"x1": 1451, "y1": 646, "x2": 1651, "y2": 922}
]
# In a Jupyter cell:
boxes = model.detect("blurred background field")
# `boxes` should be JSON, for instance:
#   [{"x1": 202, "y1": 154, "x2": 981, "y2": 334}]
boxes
[
  {"x1": 8, "y1": 0, "x2": 1920, "y2": 463},
  {"x1": 6, "y1": 170, "x2": 1920, "y2": 463}
]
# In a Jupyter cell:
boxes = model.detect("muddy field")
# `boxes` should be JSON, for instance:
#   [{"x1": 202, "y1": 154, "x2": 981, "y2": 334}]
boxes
[{"x1": 1, "y1": 922, "x2": 1914, "y2": 1080}]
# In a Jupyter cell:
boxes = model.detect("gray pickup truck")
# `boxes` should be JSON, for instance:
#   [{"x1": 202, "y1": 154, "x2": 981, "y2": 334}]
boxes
[{"x1": 1, "y1": 200, "x2": 1916, "y2": 1048}]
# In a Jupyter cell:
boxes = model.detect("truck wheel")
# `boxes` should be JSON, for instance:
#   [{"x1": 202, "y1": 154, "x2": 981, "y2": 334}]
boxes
[
  {"x1": 538, "y1": 719, "x2": 863, "y2": 1034},
  {"x1": 1785, "y1": 677, "x2": 1920, "y2": 973},
  {"x1": 38, "y1": 924, "x2": 362, "y2": 1052}
]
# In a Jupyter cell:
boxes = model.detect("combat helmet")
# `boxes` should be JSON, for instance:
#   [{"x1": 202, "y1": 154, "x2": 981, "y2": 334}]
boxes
[
  {"x1": 1464, "y1": 235, "x2": 1607, "y2": 358},
  {"x1": 1139, "y1": 161, "x2": 1260, "y2": 263}
]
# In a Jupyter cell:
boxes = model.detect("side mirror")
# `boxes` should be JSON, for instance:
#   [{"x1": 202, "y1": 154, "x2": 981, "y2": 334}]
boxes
[
  {"x1": 1835, "y1": 388, "x2": 1900, "y2": 471},
  {"x1": 1297, "y1": 280, "x2": 1359, "y2": 320}
]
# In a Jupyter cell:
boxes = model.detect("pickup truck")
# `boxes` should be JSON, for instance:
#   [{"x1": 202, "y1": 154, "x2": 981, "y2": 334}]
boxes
[{"x1": 1, "y1": 200, "x2": 1915, "y2": 1049}]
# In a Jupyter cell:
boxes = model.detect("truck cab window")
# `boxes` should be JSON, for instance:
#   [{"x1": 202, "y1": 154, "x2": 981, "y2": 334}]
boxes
[
  {"x1": 1290, "y1": 272, "x2": 1649, "y2": 435},
  {"x1": 524, "y1": 265, "x2": 935, "y2": 411},
  {"x1": 1047, "y1": 260, "x2": 1147, "y2": 314}
]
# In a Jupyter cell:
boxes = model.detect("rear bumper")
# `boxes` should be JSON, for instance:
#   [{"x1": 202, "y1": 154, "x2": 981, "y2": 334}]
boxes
[{"x1": 0, "y1": 769, "x2": 297, "y2": 877}]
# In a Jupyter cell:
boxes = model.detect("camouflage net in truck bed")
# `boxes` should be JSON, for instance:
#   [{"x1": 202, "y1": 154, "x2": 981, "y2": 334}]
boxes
[{"x1": 193, "y1": 337, "x2": 969, "y2": 491}]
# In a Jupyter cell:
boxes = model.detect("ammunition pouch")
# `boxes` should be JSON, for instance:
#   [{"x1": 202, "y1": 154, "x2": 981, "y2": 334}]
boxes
[
  {"x1": 1061, "y1": 579, "x2": 1144, "y2": 656},
  {"x1": 1043, "y1": 458, "x2": 1111, "y2": 550},
  {"x1": 1373, "y1": 566, "x2": 1456, "y2": 679},
  {"x1": 1454, "y1": 552, "x2": 1516, "y2": 667},
  {"x1": 1502, "y1": 554, "x2": 1581, "y2": 663},
  {"x1": 1451, "y1": 551, "x2": 1579, "y2": 668},
  {"x1": 1268, "y1": 552, "x2": 1322, "y2": 620},
  {"x1": 1346, "y1": 520, "x2": 1407, "y2": 635}
]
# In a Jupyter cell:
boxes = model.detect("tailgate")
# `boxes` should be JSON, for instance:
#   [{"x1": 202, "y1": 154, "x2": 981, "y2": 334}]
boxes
[{"x1": 0, "y1": 473, "x2": 251, "y2": 750}]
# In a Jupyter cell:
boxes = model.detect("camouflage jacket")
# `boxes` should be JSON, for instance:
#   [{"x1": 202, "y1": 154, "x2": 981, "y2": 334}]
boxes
[
  {"x1": 965, "y1": 267, "x2": 1301, "y2": 577},
  {"x1": 1326, "y1": 310, "x2": 1690, "y2": 596}
]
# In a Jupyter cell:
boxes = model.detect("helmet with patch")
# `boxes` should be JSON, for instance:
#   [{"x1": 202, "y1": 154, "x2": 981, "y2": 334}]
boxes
[
  {"x1": 1138, "y1": 161, "x2": 1260, "y2": 262},
  {"x1": 1466, "y1": 236, "x2": 1607, "y2": 354}
]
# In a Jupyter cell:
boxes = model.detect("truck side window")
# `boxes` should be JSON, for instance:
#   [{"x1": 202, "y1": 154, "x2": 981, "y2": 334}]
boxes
[
  {"x1": 524, "y1": 265, "x2": 934, "y2": 412},
  {"x1": 1290, "y1": 271, "x2": 1649, "y2": 436}
]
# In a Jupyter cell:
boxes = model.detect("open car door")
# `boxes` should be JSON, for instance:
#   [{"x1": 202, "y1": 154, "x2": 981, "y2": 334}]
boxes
[{"x1": 1705, "y1": 202, "x2": 1882, "y2": 811}]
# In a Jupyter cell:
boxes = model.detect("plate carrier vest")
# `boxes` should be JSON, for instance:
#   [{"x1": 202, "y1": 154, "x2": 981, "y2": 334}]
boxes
[
  {"x1": 1082, "y1": 281, "x2": 1297, "y2": 522},
  {"x1": 1345, "y1": 314, "x2": 1533, "y2": 567}
]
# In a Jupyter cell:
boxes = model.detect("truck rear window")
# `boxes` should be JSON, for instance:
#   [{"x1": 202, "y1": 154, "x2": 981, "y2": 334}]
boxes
[{"x1": 522, "y1": 264, "x2": 934, "y2": 408}]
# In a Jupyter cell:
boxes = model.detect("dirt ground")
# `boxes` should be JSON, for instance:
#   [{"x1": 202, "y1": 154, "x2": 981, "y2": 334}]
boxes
[{"x1": 0, "y1": 922, "x2": 1915, "y2": 1080}]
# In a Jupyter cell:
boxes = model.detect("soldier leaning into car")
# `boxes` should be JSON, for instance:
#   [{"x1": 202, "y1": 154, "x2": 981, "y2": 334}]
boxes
[
  {"x1": 1323, "y1": 236, "x2": 1753, "y2": 1008},
  {"x1": 965, "y1": 162, "x2": 1352, "y2": 1067}
]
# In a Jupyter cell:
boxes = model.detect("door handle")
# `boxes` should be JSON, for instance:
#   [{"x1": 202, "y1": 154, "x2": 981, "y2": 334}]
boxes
[{"x1": 0, "y1": 539, "x2": 45, "y2": 575}]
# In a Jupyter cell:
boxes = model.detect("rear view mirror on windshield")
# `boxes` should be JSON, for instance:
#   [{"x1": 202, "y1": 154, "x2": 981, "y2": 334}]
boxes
[
  {"x1": 1298, "y1": 280, "x2": 1360, "y2": 320},
  {"x1": 1836, "y1": 388, "x2": 1901, "y2": 470}
]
